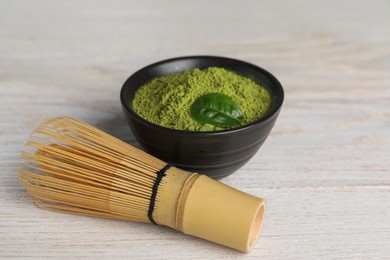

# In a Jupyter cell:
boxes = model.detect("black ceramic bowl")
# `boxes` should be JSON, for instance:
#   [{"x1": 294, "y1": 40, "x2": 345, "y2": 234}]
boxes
[{"x1": 120, "y1": 56, "x2": 284, "y2": 179}]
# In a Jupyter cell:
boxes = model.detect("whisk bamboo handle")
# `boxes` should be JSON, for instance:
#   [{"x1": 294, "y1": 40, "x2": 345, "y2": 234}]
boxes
[
  {"x1": 150, "y1": 167, "x2": 265, "y2": 252},
  {"x1": 178, "y1": 174, "x2": 265, "y2": 252}
]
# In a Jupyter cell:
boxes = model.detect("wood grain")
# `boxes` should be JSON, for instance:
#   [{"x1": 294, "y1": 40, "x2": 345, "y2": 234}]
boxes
[{"x1": 1, "y1": 0, "x2": 389, "y2": 259}]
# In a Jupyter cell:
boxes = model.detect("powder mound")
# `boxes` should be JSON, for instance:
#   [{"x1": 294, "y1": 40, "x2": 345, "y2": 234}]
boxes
[{"x1": 132, "y1": 67, "x2": 272, "y2": 131}]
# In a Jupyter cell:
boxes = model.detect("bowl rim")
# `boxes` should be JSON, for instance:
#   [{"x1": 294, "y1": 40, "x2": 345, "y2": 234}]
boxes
[{"x1": 120, "y1": 55, "x2": 284, "y2": 136}]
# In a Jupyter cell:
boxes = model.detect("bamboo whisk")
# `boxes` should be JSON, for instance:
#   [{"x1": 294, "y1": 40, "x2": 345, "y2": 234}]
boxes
[{"x1": 19, "y1": 116, "x2": 265, "y2": 253}]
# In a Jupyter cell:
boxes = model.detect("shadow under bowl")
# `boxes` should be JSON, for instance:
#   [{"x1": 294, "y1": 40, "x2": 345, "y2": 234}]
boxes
[{"x1": 120, "y1": 56, "x2": 284, "y2": 179}]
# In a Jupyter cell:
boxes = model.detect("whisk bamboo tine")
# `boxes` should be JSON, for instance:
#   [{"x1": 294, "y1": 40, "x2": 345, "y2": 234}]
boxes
[{"x1": 19, "y1": 116, "x2": 266, "y2": 253}]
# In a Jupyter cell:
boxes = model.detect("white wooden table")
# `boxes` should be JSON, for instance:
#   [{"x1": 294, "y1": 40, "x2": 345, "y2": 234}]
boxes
[{"x1": 1, "y1": 0, "x2": 389, "y2": 259}]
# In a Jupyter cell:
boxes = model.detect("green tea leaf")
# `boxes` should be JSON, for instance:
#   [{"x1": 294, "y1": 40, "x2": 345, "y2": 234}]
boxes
[{"x1": 190, "y1": 93, "x2": 243, "y2": 127}]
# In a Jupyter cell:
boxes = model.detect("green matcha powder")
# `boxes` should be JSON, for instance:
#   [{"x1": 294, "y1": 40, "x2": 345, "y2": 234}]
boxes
[{"x1": 132, "y1": 67, "x2": 272, "y2": 131}]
